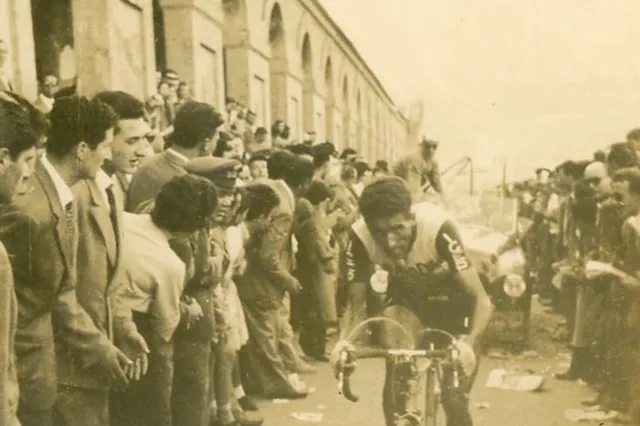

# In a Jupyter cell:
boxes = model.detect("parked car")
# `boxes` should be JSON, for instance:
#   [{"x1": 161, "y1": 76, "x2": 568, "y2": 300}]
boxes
[{"x1": 455, "y1": 196, "x2": 534, "y2": 349}]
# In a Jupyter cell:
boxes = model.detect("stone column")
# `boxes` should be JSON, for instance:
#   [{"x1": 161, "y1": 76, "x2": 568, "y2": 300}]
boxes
[
  {"x1": 72, "y1": 0, "x2": 156, "y2": 99},
  {"x1": 0, "y1": 0, "x2": 38, "y2": 100},
  {"x1": 270, "y1": 55, "x2": 288, "y2": 123},
  {"x1": 160, "y1": 0, "x2": 225, "y2": 110},
  {"x1": 302, "y1": 78, "x2": 315, "y2": 134}
]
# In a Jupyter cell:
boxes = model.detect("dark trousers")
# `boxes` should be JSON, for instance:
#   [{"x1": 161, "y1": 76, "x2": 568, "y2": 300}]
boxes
[
  {"x1": 172, "y1": 337, "x2": 212, "y2": 426},
  {"x1": 18, "y1": 408, "x2": 52, "y2": 426},
  {"x1": 110, "y1": 313, "x2": 174, "y2": 426},
  {"x1": 53, "y1": 386, "x2": 109, "y2": 426}
]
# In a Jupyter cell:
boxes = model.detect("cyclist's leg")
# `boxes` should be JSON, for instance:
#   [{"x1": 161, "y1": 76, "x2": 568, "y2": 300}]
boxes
[
  {"x1": 440, "y1": 358, "x2": 480, "y2": 426},
  {"x1": 382, "y1": 358, "x2": 396, "y2": 426},
  {"x1": 382, "y1": 357, "x2": 420, "y2": 426}
]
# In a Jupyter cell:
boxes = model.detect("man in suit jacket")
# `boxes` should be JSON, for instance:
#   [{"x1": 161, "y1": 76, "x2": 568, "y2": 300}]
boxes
[
  {"x1": 0, "y1": 90, "x2": 41, "y2": 426},
  {"x1": 267, "y1": 157, "x2": 317, "y2": 375},
  {"x1": 52, "y1": 167, "x2": 149, "y2": 426},
  {"x1": 126, "y1": 101, "x2": 224, "y2": 213},
  {"x1": 0, "y1": 96, "x2": 132, "y2": 426},
  {"x1": 93, "y1": 91, "x2": 152, "y2": 208}
]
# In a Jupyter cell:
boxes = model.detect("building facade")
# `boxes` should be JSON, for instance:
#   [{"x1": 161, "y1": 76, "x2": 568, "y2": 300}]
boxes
[{"x1": 1, "y1": 0, "x2": 415, "y2": 163}]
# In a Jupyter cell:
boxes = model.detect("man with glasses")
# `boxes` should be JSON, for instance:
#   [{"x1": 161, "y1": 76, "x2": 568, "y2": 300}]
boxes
[{"x1": 393, "y1": 137, "x2": 444, "y2": 199}]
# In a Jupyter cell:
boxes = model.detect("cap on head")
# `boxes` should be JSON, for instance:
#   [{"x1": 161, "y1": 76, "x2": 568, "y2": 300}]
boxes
[{"x1": 184, "y1": 156, "x2": 242, "y2": 192}]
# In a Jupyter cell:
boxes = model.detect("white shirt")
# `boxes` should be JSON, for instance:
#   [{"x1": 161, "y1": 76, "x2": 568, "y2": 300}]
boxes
[
  {"x1": 354, "y1": 182, "x2": 365, "y2": 197},
  {"x1": 278, "y1": 179, "x2": 295, "y2": 209},
  {"x1": 95, "y1": 169, "x2": 113, "y2": 212},
  {"x1": 277, "y1": 180, "x2": 298, "y2": 252},
  {"x1": 120, "y1": 213, "x2": 186, "y2": 342},
  {"x1": 38, "y1": 93, "x2": 54, "y2": 111},
  {"x1": 40, "y1": 155, "x2": 74, "y2": 209}
]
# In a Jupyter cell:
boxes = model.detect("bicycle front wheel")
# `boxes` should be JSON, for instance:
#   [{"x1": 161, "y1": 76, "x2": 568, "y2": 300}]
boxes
[{"x1": 423, "y1": 366, "x2": 446, "y2": 426}]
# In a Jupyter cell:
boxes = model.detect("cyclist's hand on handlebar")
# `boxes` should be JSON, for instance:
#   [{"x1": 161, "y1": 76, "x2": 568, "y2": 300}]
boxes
[
  {"x1": 455, "y1": 338, "x2": 477, "y2": 377},
  {"x1": 330, "y1": 340, "x2": 357, "y2": 379}
]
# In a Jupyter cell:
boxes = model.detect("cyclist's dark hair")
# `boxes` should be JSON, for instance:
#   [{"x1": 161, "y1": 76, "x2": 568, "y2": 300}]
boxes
[
  {"x1": 359, "y1": 177, "x2": 412, "y2": 224},
  {"x1": 151, "y1": 174, "x2": 218, "y2": 234}
]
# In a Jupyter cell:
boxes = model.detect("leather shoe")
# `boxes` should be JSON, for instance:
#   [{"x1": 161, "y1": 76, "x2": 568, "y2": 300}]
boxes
[
  {"x1": 233, "y1": 409, "x2": 264, "y2": 426},
  {"x1": 238, "y1": 396, "x2": 259, "y2": 411},
  {"x1": 267, "y1": 389, "x2": 308, "y2": 400}
]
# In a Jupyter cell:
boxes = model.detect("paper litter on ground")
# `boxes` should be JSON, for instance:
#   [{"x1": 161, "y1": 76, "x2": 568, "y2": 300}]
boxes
[
  {"x1": 291, "y1": 412, "x2": 324, "y2": 422},
  {"x1": 485, "y1": 368, "x2": 545, "y2": 392},
  {"x1": 565, "y1": 408, "x2": 619, "y2": 422}
]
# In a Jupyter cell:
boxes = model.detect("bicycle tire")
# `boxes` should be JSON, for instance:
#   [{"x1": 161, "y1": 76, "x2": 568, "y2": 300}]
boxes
[{"x1": 423, "y1": 366, "x2": 439, "y2": 426}]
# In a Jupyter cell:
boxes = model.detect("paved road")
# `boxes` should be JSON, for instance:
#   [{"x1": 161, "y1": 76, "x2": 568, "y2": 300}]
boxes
[{"x1": 254, "y1": 303, "x2": 612, "y2": 426}]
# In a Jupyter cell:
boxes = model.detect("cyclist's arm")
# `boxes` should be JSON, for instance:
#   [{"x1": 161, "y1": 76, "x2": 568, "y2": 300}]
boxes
[
  {"x1": 435, "y1": 220, "x2": 493, "y2": 346},
  {"x1": 343, "y1": 231, "x2": 377, "y2": 323}
]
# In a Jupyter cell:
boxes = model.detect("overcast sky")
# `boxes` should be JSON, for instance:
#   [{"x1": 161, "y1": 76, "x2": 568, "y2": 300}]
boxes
[{"x1": 321, "y1": 0, "x2": 640, "y2": 180}]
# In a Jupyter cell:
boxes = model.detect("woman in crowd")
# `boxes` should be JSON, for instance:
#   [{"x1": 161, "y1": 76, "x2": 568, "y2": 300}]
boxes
[
  {"x1": 293, "y1": 179, "x2": 338, "y2": 360},
  {"x1": 214, "y1": 131, "x2": 246, "y2": 161}
]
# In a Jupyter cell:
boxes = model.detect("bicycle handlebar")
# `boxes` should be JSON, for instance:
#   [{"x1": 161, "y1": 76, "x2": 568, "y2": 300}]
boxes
[{"x1": 335, "y1": 344, "x2": 458, "y2": 404}]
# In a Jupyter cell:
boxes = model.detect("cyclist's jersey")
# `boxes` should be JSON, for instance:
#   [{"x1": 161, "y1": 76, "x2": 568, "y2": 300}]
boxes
[{"x1": 346, "y1": 202, "x2": 474, "y2": 333}]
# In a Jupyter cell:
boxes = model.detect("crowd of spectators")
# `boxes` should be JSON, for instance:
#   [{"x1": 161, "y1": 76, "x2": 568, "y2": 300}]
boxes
[
  {"x1": 0, "y1": 64, "x2": 405, "y2": 426},
  {"x1": 493, "y1": 129, "x2": 640, "y2": 424}
]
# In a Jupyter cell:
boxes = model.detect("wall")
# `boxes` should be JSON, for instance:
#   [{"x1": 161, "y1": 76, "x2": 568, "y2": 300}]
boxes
[{"x1": 5, "y1": 0, "x2": 410, "y2": 159}]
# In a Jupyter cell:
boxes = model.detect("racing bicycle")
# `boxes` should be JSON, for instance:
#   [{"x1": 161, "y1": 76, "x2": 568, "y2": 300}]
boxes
[{"x1": 335, "y1": 328, "x2": 461, "y2": 426}]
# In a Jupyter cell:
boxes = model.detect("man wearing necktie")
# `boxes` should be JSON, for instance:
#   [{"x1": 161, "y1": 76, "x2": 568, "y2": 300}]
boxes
[
  {"x1": 93, "y1": 91, "x2": 153, "y2": 207},
  {"x1": 57, "y1": 164, "x2": 149, "y2": 424},
  {"x1": 0, "y1": 96, "x2": 134, "y2": 426}
]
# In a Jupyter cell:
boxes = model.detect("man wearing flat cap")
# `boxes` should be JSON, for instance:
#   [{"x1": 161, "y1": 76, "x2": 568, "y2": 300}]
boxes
[
  {"x1": 175, "y1": 157, "x2": 261, "y2": 426},
  {"x1": 393, "y1": 137, "x2": 444, "y2": 200}
]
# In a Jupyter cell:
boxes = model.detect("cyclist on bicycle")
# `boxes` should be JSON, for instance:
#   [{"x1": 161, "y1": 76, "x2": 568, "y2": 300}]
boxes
[{"x1": 339, "y1": 177, "x2": 493, "y2": 426}]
